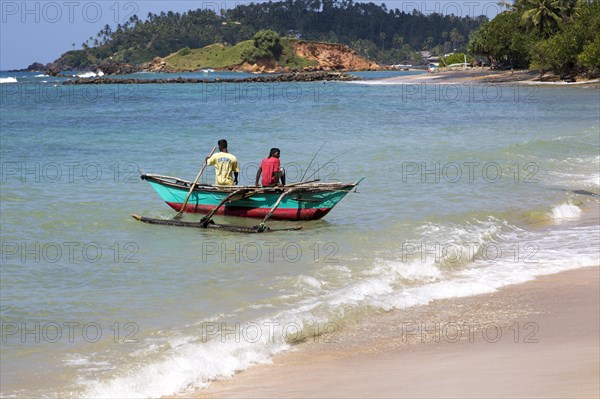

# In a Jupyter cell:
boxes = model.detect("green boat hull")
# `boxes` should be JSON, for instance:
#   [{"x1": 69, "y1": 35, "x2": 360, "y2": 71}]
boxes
[{"x1": 141, "y1": 174, "x2": 360, "y2": 221}]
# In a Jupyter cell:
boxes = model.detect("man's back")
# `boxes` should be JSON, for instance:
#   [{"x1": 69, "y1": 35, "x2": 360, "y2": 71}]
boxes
[
  {"x1": 260, "y1": 156, "x2": 281, "y2": 186},
  {"x1": 207, "y1": 152, "x2": 238, "y2": 186}
]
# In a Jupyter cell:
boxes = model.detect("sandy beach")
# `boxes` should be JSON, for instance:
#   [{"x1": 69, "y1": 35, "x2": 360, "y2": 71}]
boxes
[
  {"x1": 197, "y1": 265, "x2": 599, "y2": 398},
  {"x1": 385, "y1": 68, "x2": 600, "y2": 85}
]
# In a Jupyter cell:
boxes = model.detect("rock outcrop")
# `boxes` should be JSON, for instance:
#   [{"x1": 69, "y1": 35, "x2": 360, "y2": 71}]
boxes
[
  {"x1": 227, "y1": 41, "x2": 379, "y2": 73},
  {"x1": 8, "y1": 62, "x2": 46, "y2": 72},
  {"x1": 293, "y1": 41, "x2": 379, "y2": 71},
  {"x1": 143, "y1": 57, "x2": 184, "y2": 73},
  {"x1": 92, "y1": 60, "x2": 140, "y2": 75}
]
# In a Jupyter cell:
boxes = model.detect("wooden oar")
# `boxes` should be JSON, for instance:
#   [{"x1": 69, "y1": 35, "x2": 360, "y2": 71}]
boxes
[{"x1": 173, "y1": 146, "x2": 216, "y2": 220}]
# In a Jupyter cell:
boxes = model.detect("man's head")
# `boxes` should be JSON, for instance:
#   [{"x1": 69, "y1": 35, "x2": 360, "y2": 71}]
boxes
[
  {"x1": 269, "y1": 148, "x2": 280, "y2": 158},
  {"x1": 218, "y1": 139, "x2": 228, "y2": 151}
]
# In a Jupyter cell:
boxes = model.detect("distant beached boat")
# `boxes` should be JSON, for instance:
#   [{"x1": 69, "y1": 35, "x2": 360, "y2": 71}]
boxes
[{"x1": 139, "y1": 173, "x2": 362, "y2": 221}]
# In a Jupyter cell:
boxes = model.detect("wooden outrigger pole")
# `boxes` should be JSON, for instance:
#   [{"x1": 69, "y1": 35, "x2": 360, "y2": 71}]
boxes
[
  {"x1": 130, "y1": 214, "x2": 296, "y2": 233},
  {"x1": 199, "y1": 188, "x2": 252, "y2": 226},
  {"x1": 131, "y1": 187, "x2": 302, "y2": 233},
  {"x1": 255, "y1": 188, "x2": 297, "y2": 232}
]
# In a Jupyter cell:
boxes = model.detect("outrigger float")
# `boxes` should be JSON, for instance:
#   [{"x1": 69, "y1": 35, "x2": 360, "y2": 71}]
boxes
[{"x1": 131, "y1": 174, "x2": 363, "y2": 233}]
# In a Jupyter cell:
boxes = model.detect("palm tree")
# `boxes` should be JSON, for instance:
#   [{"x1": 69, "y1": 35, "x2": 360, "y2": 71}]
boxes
[
  {"x1": 449, "y1": 28, "x2": 463, "y2": 51},
  {"x1": 392, "y1": 34, "x2": 404, "y2": 49},
  {"x1": 379, "y1": 31, "x2": 386, "y2": 50},
  {"x1": 426, "y1": 36, "x2": 434, "y2": 50},
  {"x1": 520, "y1": 0, "x2": 563, "y2": 34},
  {"x1": 554, "y1": 0, "x2": 585, "y2": 22}
]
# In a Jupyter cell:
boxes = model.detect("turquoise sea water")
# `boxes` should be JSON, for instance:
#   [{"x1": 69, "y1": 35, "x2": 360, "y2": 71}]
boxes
[{"x1": 1, "y1": 71, "x2": 599, "y2": 397}]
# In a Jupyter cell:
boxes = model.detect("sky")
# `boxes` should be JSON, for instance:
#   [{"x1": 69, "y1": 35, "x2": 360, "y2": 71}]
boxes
[{"x1": 0, "y1": 0, "x2": 506, "y2": 70}]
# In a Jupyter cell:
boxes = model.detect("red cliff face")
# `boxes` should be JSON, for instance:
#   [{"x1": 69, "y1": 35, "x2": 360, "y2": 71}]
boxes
[
  {"x1": 233, "y1": 41, "x2": 380, "y2": 73},
  {"x1": 293, "y1": 41, "x2": 379, "y2": 71}
]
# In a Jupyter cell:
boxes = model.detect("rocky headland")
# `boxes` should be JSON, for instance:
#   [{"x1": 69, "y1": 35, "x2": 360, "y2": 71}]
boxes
[{"x1": 46, "y1": 40, "x2": 382, "y2": 77}]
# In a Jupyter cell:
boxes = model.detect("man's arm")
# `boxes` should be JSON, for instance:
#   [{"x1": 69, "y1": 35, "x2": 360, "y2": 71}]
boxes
[
  {"x1": 255, "y1": 167, "x2": 262, "y2": 186},
  {"x1": 234, "y1": 171, "x2": 239, "y2": 185},
  {"x1": 274, "y1": 159, "x2": 282, "y2": 186}
]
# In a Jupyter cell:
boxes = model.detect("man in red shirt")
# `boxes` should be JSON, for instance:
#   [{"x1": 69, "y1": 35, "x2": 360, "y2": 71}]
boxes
[{"x1": 255, "y1": 148, "x2": 286, "y2": 186}]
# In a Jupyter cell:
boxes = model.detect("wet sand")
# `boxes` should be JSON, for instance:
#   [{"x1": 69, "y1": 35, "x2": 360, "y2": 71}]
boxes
[{"x1": 197, "y1": 266, "x2": 599, "y2": 398}]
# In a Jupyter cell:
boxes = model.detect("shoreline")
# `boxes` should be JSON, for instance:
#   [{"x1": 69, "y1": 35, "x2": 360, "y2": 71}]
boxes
[
  {"x1": 7, "y1": 67, "x2": 600, "y2": 86},
  {"x1": 195, "y1": 265, "x2": 599, "y2": 398},
  {"x1": 381, "y1": 68, "x2": 600, "y2": 85},
  {"x1": 190, "y1": 201, "x2": 600, "y2": 398}
]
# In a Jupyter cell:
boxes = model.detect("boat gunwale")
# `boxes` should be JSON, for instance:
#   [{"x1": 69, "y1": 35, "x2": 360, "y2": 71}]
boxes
[{"x1": 141, "y1": 173, "x2": 359, "y2": 194}]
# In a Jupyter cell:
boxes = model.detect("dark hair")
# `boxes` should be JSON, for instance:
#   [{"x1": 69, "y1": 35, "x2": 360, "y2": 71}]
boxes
[
  {"x1": 218, "y1": 139, "x2": 228, "y2": 150},
  {"x1": 269, "y1": 148, "x2": 280, "y2": 157}
]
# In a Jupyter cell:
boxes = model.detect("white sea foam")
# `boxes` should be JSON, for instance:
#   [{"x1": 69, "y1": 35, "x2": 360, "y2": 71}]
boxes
[
  {"x1": 373, "y1": 223, "x2": 598, "y2": 311},
  {"x1": 326, "y1": 265, "x2": 351, "y2": 274},
  {"x1": 551, "y1": 202, "x2": 582, "y2": 221},
  {"x1": 248, "y1": 303, "x2": 275, "y2": 309},
  {"x1": 78, "y1": 218, "x2": 599, "y2": 399},
  {"x1": 295, "y1": 275, "x2": 323, "y2": 289},
  {"x1": 34, "y1": 74, "x2": 48, "y2": 77},
  {"x1": 0, "y1": 77, "x2": 17, "y2": 83},
  {"x1": 369, "y1": 258, "x2": 442, "y2": 282},
  {"x1": 549, "y1": 155, "x2": 600, "y2": 189},
  {"x1": 64, "y1": 356, "x2": 92, "y2": 366},
  {"x1": 76, "y1": 70, "x2": 104, "y2": 78},
  {"x1": 64, "y1": 355, "x2": 115, "y2": 376},
  {"x1": 584, "y1": 173, "x2": 600, "y2": 187},
  {"x1": 81, "y1": 328, "x2": 289, "y2": 398}
]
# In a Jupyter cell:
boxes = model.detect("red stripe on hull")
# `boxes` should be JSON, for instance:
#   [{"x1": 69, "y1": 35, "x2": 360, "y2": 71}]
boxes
[{"x1": 166, "y1": 202, "x2": 332, "y2": 221}]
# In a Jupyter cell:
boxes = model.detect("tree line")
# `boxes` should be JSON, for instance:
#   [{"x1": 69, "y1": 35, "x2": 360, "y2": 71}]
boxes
[
  {"x1": 56, "y1": 0, "x2": 486, "y2": 69},
  {"x1": 468, "y1": 0, "x2": 599, "y2": 77}
]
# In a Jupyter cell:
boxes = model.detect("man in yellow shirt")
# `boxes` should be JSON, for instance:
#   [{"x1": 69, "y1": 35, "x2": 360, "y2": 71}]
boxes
[{"x1": 206, "y1": 139, "x2": 239, "y2": 186}]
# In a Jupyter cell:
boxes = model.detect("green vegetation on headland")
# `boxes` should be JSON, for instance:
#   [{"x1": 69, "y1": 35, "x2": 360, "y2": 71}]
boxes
[
  {"x1": 468, "y1": 0, "x2": 600, "y2": 78},
  {"x1": 164, "y1": 36, "x2": 316, "y2": 71},
  {"x1": 166, "y1": 42, "x2": 253, "y2": 70}
]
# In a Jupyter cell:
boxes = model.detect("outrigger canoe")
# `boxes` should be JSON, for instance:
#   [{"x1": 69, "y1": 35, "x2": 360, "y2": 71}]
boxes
[{"x1": 139, "y1": 174, "x2": 362, "y2": 221}]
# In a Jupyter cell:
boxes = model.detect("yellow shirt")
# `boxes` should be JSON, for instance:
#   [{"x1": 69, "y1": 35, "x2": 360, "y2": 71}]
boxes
[{"x1": 206, "y1": 152, "x2": 239, "y2": 186}]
